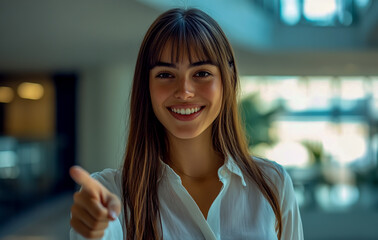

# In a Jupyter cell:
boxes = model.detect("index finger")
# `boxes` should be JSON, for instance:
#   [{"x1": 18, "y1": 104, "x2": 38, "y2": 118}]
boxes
[{"x1": 69, "y1": 166, "x2": 102, "y2": 193}]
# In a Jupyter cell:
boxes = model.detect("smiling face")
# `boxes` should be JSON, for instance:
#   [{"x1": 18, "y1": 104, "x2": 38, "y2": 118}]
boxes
[{"x1": 149, "y1": 44, "x2": 223, "y2": 140}]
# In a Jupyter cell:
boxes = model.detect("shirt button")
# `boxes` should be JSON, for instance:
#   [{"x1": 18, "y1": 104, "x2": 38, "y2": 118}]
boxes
[{"x1": 220, "y1": 169, "x2": 227, "y2": 177}]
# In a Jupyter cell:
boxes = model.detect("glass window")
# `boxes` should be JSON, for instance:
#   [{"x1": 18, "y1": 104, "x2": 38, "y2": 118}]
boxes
[{"x1": 240, "y1": 75, "x2": 378, "y2": 211}]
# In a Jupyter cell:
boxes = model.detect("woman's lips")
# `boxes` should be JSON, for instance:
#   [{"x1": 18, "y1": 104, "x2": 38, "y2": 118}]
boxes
[{"x1": 167, "y1": 106, "x2": 204, "y2": 121}]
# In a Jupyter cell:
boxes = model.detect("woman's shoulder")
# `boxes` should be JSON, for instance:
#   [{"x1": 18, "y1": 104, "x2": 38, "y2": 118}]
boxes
[
  {"x1": 253, "y1": 156, "x2": 285, "y2": 177},
  {"x1": 252, "y1": 156, "x2": 291, "y2": 193},
  {"x1": 91, "y1": 168, "x2": 123, "y2": 198}
]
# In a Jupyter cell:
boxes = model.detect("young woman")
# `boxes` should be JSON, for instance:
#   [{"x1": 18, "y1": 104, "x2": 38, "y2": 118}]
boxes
[{"x1": 70, "y1": 8, "x2": 303, "y2": 240}]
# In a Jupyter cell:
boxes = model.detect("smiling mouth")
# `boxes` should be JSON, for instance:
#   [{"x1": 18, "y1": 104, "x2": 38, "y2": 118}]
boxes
[{"x1": 169, "y1": 106, "x2": 204, "y2": 115}]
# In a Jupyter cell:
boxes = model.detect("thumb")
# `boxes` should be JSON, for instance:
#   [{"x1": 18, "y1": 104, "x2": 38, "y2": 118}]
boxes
[{"x1": 103, "y1": 192, "x2": 121, "y2": 221}]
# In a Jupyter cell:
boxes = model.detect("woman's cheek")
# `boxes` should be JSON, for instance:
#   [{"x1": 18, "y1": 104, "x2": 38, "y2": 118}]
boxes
[
  {"x1": 200, "y1": 81, "x2": 222, "y2": 101},
  {"x1": 150, "y1": 84, "x2": 172, "y2": 108}
]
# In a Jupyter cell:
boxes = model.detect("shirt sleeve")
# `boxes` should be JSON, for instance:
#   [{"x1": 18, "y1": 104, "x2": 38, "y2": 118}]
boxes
[
  {"x1": 69, "y1": 168, "x2": 124, "y2": 240},
  {"x1": 70, "y1": 219, "x2": 123, "y2": 240},
  {"x1": 279, "y1": 168, "x2": 304, "y2": 240}
]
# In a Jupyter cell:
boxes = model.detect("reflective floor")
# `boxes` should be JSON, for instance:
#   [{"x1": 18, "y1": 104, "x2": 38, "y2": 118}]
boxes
[{"x1": 0, "y1": 193, "x2": 72, "y2": 240}]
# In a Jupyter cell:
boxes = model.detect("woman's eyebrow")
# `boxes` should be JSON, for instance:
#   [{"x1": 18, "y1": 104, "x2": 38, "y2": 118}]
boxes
[{"x1": 152, "y1": 60, "x2": 215, "y2": 69}]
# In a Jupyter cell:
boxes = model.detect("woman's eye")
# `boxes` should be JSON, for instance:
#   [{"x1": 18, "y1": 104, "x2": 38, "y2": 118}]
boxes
[
  {"x1": 195, "y1": 71, "x2": 211, "y2": 78},
  {"x1": 156, "y1": 72, "x2": 173, "y2": 79}
]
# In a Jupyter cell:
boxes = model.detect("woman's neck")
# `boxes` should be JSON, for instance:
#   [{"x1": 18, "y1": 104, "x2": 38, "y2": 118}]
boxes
[{"x1": 166, "y1": 127, "x2": 224, "y2": 180}]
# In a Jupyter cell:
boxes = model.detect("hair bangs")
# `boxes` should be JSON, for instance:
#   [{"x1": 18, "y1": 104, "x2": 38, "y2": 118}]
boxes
[{"x1": 148, "y1": 16, "x2": 222, "y2": 68}]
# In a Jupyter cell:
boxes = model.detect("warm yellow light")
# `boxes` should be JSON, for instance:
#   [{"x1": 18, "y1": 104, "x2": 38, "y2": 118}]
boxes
[
  {"x1": 17, "y1": 82, "x2": 44, "y2": 100},
  {"x1": 0, "y1": 86, "x2": 14, "y2": 103}
]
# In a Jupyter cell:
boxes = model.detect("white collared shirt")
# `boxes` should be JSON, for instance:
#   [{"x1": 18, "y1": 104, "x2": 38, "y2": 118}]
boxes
[{"x1": 70, "y1": 157, "x2": 304, "y2": 240}]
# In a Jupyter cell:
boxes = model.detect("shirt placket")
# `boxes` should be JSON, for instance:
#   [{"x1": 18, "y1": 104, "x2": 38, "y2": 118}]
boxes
[
  {"x1": 171, "y1": 178, "x2": 217, "y2": 240},
  {"x1": 206, "y1": 166, "x2": 231, "y2": 239}
]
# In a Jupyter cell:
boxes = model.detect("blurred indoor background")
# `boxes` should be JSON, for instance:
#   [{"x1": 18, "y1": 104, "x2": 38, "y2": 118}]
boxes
[{"x1": 0, "y1": 0, "x2": 377, "y2": 239}]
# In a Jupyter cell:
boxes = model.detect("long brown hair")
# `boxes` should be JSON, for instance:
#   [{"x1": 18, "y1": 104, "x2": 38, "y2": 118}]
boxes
[{"x1": 122, "y1": 8, "x2": 282, "y2": 239}]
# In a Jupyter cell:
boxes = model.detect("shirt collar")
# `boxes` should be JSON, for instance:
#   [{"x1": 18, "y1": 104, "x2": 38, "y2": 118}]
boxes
[
  {"x1": 224, "y1": 156, "x2": 247, "y2": 187},
  {"x1": 158, "y1": 157, "x2": 247, "y2": 187},
  {"x1": 158, "y1": 159, "x2": 181, "y2": 183}
]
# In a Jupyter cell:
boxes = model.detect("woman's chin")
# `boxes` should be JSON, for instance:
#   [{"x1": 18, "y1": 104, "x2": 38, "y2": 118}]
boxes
[
  {"x1": 166, "y1": 125, "x2": 212, "y2": 141},
  {"x1": 166, "y1": 128, "x2": 203, "y2": 140},
  {"x1": 168, "y1": 132, "x2": 200, "y2": 140}
]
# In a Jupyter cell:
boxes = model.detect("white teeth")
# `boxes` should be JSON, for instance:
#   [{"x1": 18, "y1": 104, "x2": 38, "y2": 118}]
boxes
[{"x1": 171, "y1": 107, "x2": 201, "y2": 115}]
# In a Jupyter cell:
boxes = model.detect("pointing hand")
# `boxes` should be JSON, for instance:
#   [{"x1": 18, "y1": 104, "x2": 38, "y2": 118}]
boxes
[{"x1": 69, "y1": 166, "x2": 121, "y2": 239}]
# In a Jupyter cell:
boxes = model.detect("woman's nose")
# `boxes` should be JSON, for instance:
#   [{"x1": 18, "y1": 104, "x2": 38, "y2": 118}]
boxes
[{"x1": 174, "y1": 75, "x2": 194, "y2": 100}]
